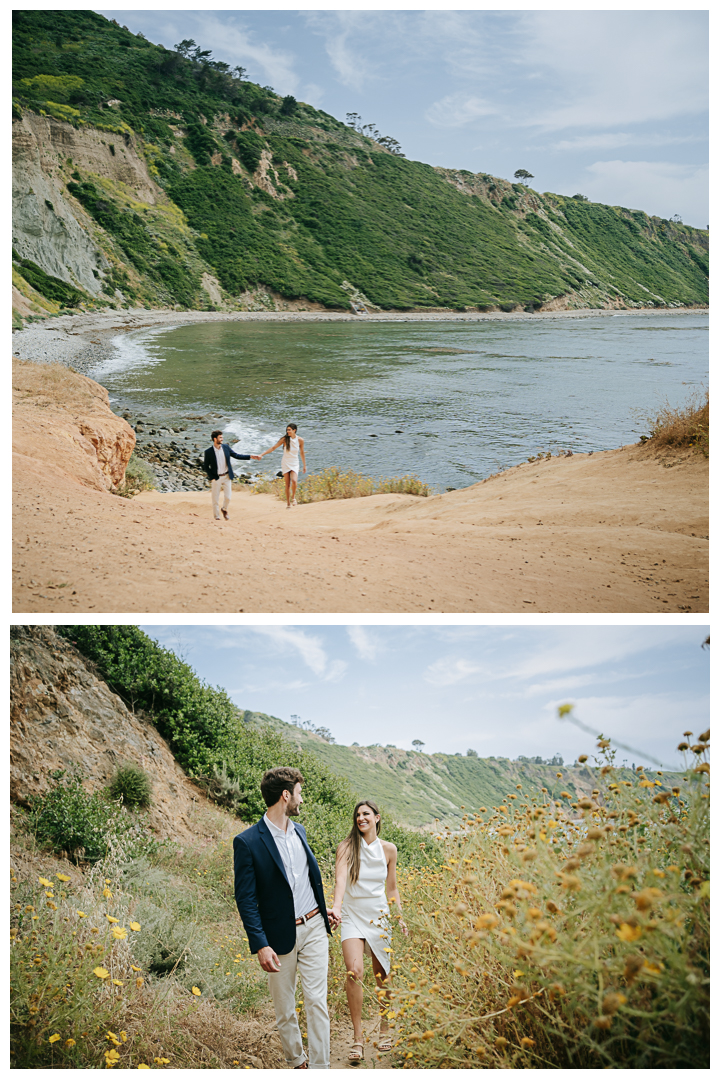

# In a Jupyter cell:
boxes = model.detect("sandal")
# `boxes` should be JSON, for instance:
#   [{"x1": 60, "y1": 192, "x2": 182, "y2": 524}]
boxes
[
  {"x1": 349, "y1": 1042, "x2": 364, "y2": 1065},
  {"x1": 377, "y1": 1035, "x2": 392, "y2": 1053}
]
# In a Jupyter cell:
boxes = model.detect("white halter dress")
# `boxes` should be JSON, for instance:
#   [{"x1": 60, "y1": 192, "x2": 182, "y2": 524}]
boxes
[
  {"x1": 281, "y1": 435, "x2": 300, "y2": 475},
  {"x1": 340, "y1": 837, "x2": 391, "y2": 975}
]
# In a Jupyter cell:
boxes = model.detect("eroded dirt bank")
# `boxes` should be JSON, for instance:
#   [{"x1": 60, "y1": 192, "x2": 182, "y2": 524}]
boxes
[{"x1": 13, "y1": 359, "x2": 708, "y2": 614}]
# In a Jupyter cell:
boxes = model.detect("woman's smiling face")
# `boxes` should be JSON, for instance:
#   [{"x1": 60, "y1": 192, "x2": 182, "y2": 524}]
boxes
[{"x1": 356, "y1": 804, "x2": 379, "y2": 833}]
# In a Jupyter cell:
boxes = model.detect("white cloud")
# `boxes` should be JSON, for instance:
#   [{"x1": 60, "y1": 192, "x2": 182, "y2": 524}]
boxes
[
  {"x1": 583, "y1": 160, "x2": 709, "y2": 224},
  {"x1": 426, "y1": 92, "x2": 497, "y2": 128},
  {"x1": 347, "y1": 626, "x2": 378, "y2": 661},
  {"x1": 252, "y1": 627, "x2": 329, "y2": 676},
  {"x1": 519, "y1": 10, "x2": 708, "y2": 131},
  {"x1": 425, "y1": 657, "x2": 483, "y2": 687},
  {"x1": 170, "y1": 14, "x2": 300, "y2": 95},
  {"x1": 304, "y1": 11, "x2": 377, "y2": 92}
]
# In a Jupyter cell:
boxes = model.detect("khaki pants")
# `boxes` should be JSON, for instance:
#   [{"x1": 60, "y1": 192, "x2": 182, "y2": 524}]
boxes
[
  {"x1": 267, "y1": 913, "x2": 330, "y2": 1069},
  {"x1": 211, "y1": 475, "x2": 232, "y2": 519}
]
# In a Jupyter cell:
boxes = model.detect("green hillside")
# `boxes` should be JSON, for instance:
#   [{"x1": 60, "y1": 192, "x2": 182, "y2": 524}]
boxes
[
  {"x1": 13, "y1": 9, "x2": 708, "y2": 315},
  {"x1": 244, "y1": 712, "x2": 680, "y2": 828}
]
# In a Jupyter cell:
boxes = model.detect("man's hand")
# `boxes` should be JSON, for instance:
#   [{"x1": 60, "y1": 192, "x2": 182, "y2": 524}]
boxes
[
  {"x1": 328, "y1": 905, "x2": 342, "y2": 929},
  {"x1": 251, "y1": 454, "x2": 262, "y2": 460},
  {"x1": 257, "y1": 945, "x2": 281, "y2": 972}
]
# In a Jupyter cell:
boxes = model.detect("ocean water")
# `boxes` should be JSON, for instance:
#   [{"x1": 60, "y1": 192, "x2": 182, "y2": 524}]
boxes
[{"x1": 94, "y1": 312, "x2": 708, "y2": 490}]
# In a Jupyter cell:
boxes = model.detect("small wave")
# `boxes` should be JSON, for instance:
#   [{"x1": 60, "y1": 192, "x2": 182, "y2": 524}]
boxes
[
  {"x1": 223, "y1": 416, "x2": 282, "y2": 455},
  {"x1": 91, "y1": 325, "x2": 185, "y2": 379}
]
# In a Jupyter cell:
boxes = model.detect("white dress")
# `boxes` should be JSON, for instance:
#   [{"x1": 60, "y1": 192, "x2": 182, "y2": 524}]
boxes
[
  {"x1": 340, "y1": 837, "x2": 391, "y2": 975},
  {"x1": 281, "y1": 436, "x2": 300, "y2": 475}
]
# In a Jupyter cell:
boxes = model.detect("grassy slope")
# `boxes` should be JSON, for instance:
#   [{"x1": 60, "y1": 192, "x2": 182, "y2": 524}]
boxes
[
  {"x1": 13, "y1": 9, "x2": 709, "y2": 313},
  {"x1": 245, "y1": 712, "x2": 681, "y2": 828}
]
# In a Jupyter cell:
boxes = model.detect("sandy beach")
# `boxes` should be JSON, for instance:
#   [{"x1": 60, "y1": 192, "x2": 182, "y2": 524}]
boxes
[{"x1": 13, "y1": 352, "x2": 708, "y2": 614}]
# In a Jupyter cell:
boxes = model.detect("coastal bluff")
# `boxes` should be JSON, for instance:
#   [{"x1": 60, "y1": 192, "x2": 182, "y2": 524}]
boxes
[{"x1": 12, "y1": 359, "x2": 708, "y2": 614}]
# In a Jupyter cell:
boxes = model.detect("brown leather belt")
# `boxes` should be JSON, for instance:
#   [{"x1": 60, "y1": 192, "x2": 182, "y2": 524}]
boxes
[{"x1": 295, "y1": 906, "x2": 319, "y2": 926}]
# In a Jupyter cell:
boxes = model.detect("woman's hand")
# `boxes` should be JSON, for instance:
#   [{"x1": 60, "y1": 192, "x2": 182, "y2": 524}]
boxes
[
  {"x1": 398, "y1": 917, "x2": 408, "y2": 937},
  {"x1": 328, "y1": 904, "x2": 342, "y2": 929}
]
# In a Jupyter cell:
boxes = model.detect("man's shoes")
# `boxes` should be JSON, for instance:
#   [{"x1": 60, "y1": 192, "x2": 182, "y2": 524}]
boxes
[
  {"x1": 294, "y1": 1063, "x2": 308, "y2": 1069},
  {"x1": 221, "y1": 508, "x2": 229, "y2": 520}
]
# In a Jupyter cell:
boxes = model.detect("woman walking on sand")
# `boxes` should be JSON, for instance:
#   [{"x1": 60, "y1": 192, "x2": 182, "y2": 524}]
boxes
[
  {"x1": 257, "y1": 423, "x2": 306, "y2": 508},
  {"x1": 330, "y1": 800, "x2": 408, "y2": 1065}
]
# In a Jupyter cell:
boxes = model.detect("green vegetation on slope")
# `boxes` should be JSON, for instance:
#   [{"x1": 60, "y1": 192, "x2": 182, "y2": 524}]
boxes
[
  {"x1": 13, "y1": 9, "x2": 708, "y2": 313},
  {"x1": 55, "y1": 625, "x2": 439, "y2": 870},
  {"x1": 246, "y1": 712, "x2": 683, "y2": 829}
]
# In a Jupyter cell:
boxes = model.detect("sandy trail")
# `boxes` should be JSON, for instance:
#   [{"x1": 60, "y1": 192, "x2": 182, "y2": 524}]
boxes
[{"x1": 13, "y1": 435, "x2": 708, "y2": 613}]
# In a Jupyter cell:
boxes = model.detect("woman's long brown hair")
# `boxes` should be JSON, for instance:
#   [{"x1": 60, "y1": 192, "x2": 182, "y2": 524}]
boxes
[
  {"x1": 283, "y1": 423, "x2": 298, "y2": 450},
  {"x1": 342, "y1": 800, "x2": 381, "y2": 886}
]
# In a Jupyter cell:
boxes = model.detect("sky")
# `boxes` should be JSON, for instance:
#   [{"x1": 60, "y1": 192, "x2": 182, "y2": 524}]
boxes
[
  {"x1": 138, "y1": 624, "x2": 710, "y2": 769},
  {"x1": 96, "y1": 5, "x2": 709, "y2": 227}
]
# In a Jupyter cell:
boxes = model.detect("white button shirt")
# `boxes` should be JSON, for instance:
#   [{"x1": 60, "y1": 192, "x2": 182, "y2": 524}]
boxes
[
  {"x1": 215, "y1": 444, "x2": 228, "y2": 475},
  {"x1": 264, "y1": 814, "x2": 317, "y2": 919}
]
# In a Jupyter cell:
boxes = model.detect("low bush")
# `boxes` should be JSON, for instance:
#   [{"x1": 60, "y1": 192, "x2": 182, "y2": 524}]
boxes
[
  {"x1": 28, "y1": 771, "x2": 159, "y2": 863},
  {"x1": 640, "y1": 390, "x2": 709, "y2": 456},
  {"x1": 253, "y1": 466, "x2": 433, "y2": 502},
  {"x1": 108, "y1": 764, "x2": 153, "y2": 809},
  {"x1": 116, "y1": 452, "x2": 156, "y2": 496},
  {"x1": 382, "y1": 722, "x2": 709, "y2": 1069},
  {"x1": 13, "y1": 256, "x2": 85, "y2": 307}
]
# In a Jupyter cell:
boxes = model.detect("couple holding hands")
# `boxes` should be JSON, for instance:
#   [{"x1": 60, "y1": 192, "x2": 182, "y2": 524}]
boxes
[
  {"x1": 233, "y1": 767, "x2": 407, "y2": 1069},
  {"x1": 203, "y1": 424, "x2": 306, "y2": 519}
]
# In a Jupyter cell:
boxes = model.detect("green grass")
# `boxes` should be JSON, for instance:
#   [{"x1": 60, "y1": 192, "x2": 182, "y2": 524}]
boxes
[{"x1": 12, "y1": 9, "x2": 708, "y2": 313}]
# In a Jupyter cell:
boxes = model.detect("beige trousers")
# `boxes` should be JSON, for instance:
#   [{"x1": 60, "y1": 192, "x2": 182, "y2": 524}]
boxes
[
  {"x1": 211, "y1": 475, "x2": 232, "y2": 519},
  {"x1": 267, "y1": 913, "x2": 330, "y2": 1069}
]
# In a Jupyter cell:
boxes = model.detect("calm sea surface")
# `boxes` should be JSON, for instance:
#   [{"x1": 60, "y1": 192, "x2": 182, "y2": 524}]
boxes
[{"x1": 95, "y1": 312, "x2": 708, "y2": 490}]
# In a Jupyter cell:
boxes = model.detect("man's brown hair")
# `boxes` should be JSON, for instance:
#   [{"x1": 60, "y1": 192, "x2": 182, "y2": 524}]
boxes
[
  {"x1": 211, "y1": 429, "x2": 223, "y2": 441},
  {"x1": 260, "y1": 766, "x2": 305, "y2": 808}
]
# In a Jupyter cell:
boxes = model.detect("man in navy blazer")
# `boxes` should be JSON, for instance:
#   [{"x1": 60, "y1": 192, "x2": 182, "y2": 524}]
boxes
[
  {"x1": 234, "y1": 767, "x2": 337, "y2": 1069},
  {"x1": 202, "y1": 429, "x2": 260, "y2": 521}
]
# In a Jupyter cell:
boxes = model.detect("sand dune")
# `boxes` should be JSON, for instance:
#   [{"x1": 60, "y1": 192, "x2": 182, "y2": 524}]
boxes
[{"x1": 13, "y1": 360, "x2": 708, "y2": 613}]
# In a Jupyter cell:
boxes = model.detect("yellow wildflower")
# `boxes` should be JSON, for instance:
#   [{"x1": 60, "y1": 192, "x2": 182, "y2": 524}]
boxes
[
  {"x1": 38, "y1": 877, "x2": 53, "y2": 887},
  {"x1": 112, "y1": 980, "x2": 123, "y2": 987},
  {"x1": 191, "y1": 986, "x2": 202, "y2": 996},
  {"x1": 77, "y1": 911, "x2": 87, "y2": 918},
  {"x1": 616, "y1": 923, "x2": 642, "y2": 943},
  {"x1": 130, "y1": 922, "x2": 141, "y2": 931},
  {"x1": 106, "y1": 915, "x2": 119, "y2": 924},
  {"x1": 65, "y1": 1039, "x2": 76, "y2": 1047},
  {"x1": 136, "y1": 977, "x2": 144, "y2": 988},
  {"x1": 49, "y1": 1034, "x2": 61, "y2": 1044},
  {"x1": 94, "y1": 967, "x2": 110, "y2": 979},
  {"x1": 56, "y1": 873, "x2": 71, "y2": 882},
  {"x1": 112, "y1": 927, "x2": 128, "y2": 940},
  {"x1": 138, "y1": 1065, "x2": 150, "y2": 1069}
]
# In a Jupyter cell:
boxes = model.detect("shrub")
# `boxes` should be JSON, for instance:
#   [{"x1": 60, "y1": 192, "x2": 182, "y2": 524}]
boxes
[
  {"x1": 253, "y1": 466, "x2": 433, "y2": 502},
  {"x1": 108, "y1": 764, "x2": 153, "y2": 809},
  {"x1": 640, "y1": 390, "x2": 709, "y2": 456},
  {"x1": 383, "y1": 725, "x2": 709, "y2": 1069},
  {"x1": 28, "y1": 771, "x2": 157, "y2": 863},
  {"x1": 116, "y1": 452, "x2": 156, "y2": 496},
  {"x1": 13, "y1": 256, "x2": 85, "y2": 307}
]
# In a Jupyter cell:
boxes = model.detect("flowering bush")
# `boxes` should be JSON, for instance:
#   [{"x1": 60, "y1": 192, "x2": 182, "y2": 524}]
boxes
[{"x1": 383, "y1": 724, "x2": 709, "y2": 1069}]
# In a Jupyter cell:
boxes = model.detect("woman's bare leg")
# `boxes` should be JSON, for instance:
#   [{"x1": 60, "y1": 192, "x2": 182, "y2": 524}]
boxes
[
  {"x1": 284, "y1": 472, "x2": 292, "y2": 506},
  {"x1": 342, "y1": 938, "x2": 366, "y2": 1044},
  {"x1": 290, "y1": 470, "x2": 298, "y2": 504},
  {"x1": 370, "y1": 951, "x2": 391, "y2": 1035}
]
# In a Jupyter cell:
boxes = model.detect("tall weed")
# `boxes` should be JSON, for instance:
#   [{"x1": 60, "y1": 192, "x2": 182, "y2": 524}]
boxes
[
  {"x1": 253, "y1": 466, "x2": 433, "y2": 502},
  {"x1": 382, "y1": 724, "x2": 709, "y2": 1069}
]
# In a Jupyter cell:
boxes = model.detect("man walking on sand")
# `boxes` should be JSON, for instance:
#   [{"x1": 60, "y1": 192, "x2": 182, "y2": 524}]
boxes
[
  {"x1": 202, "y1": 430, "x2": 260, "y2": 521},
  {"x1": 233, "y1": 767, "x2": 338, "y2": 1070}
]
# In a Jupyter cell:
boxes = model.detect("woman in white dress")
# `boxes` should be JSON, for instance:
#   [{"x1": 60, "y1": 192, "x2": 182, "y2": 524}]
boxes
[
  {"x1": 330, "y1": 800, "x2": 408, "y2": 1065},
  {"x1": 257, "y1": 423, "x2": 306, "y2": 508}
]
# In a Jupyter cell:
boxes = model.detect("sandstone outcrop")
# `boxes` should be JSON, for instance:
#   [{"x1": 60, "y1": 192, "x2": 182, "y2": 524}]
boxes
[
  {"x1": 13, "y1": 357, "x2": 135, "y2": 491},
  {"x1": 10, "y1": 626, "x2": 212, "y2": 845}
]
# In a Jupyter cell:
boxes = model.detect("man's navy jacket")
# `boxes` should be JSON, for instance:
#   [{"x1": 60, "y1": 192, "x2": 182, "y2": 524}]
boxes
[
  {"x1": 203, "y1": 442, "x2": 251, "y2": 481},
  {"x1": 233, "y1": 817, "x2": 332, "y2": 955}
]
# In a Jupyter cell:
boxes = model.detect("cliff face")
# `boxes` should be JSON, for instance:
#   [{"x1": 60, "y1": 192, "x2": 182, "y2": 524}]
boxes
[
  {"x1": 13, "y1": 357, "x2": 135, "y2": 491},
  {"x1": 10, "y1": 626, "x2": 214, "y2": 845}
]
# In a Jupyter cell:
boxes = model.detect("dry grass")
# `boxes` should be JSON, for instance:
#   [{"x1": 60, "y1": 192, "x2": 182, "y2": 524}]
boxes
[
  {"x1": 380, "y1": 723, "x2": 709, "y2": 1069},
  {"x1": 253, "y1": 465, "x2": 433, "y2": 502},
  {"x1": 12, "y1": 359, "x2": 105, "y2": 413},
  {"x1": 640, "y1": 390, "x2": 709, "y2": 456}
]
